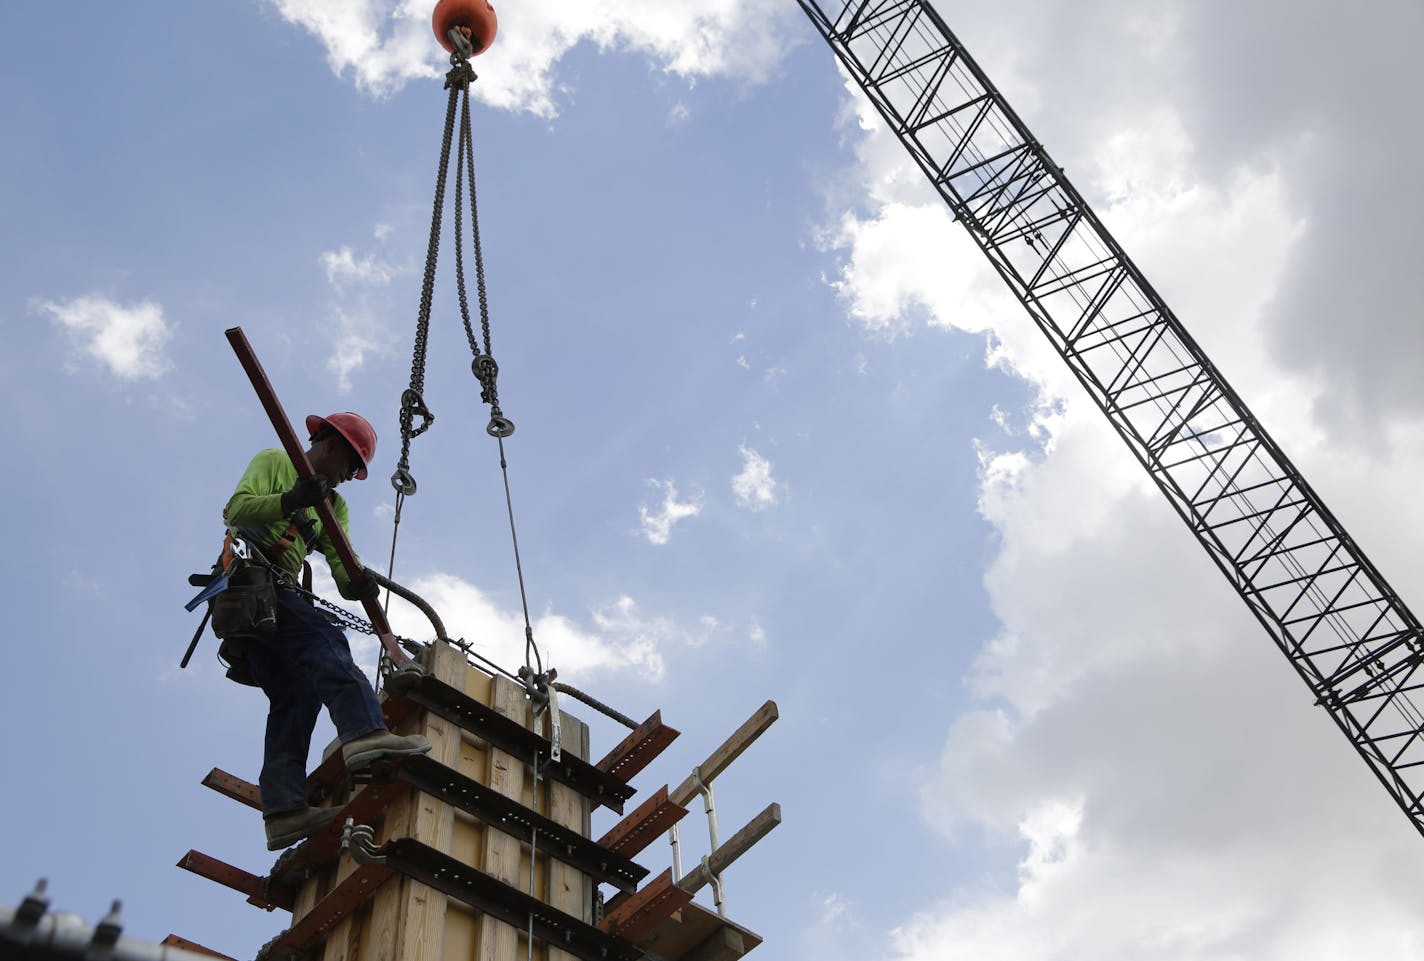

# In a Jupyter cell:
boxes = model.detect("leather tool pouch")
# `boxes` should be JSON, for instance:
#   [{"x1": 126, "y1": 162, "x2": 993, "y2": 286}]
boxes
[{"x1": 210, "y1": 559, "x2": 278, "y2": 639}]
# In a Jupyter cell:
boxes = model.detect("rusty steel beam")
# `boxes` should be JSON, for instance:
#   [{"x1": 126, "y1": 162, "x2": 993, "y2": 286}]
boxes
[{"x1": 224, "y1": 326, "x2": 411, "y2": 668}]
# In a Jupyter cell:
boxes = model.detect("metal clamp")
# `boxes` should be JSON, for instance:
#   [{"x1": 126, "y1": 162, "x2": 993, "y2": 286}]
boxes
[
  {"x1": 342, "y1": 820, "x2": 388, "y2": 866},
  {"x1": 699, "y1": 855, "x2": 727, "y2": 917},
  {"x1": 520, "y1": 667, "x2": 563, "y2": 762},
  {"x1": 692, "y1": 766, "x2": 721, "y2": 850}
]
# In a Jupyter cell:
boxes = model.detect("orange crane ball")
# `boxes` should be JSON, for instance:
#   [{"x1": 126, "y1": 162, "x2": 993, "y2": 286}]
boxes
[{"x1": 433, "y1": 0, "x2": 497, "y2": 55}]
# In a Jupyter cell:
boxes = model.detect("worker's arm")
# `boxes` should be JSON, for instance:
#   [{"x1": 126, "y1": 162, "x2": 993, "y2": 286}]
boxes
[{"x1": 223, "y1": 449, "x2": 293, "y2": 528}]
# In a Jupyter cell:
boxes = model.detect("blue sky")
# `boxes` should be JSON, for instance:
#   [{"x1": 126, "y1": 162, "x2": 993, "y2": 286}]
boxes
[{"x1": 6, "y1": 2, "x2": 1424, "y2": 959}]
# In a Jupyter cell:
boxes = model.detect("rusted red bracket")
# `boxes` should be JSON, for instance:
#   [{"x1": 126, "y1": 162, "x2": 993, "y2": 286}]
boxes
[
  {"x1": 597, "y1": 869, "x2": 692, "y2": 943},
  {"x1": 202, "y1": 768, "x2": 261, "y2": 811},
  {"x1": 259, "y1": 862, "x2": 395, "y2": 959},
  {"x1": 224, "y1": 327, "x2": 411, "y2": 668},
  {"x1": 177, "y1": 850, "x2": 292, "y2": 912},
  {"x1": 596, "y1": 710, "x2": 679, "y2": 783},
  {"x1": 598, "y1": 785, "x2": 687, "y2": 859}
]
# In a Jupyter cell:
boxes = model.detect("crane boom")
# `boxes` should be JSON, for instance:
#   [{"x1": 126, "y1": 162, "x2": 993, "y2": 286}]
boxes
[{"x1": 799, "y1": 0, "x2": 1424, "y2": 837}]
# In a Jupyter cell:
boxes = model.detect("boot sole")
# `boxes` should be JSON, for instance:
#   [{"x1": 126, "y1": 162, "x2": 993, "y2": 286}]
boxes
[
  {"x1": 265, "y1": 811, "x2": 339, "y2": 851},
  {"x1": 343, "y1": 741, "x2": 433, "y2": 771}
]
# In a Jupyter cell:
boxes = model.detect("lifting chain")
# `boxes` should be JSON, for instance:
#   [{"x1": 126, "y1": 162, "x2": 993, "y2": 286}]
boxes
[
  {"x1": 391, "y1": 39, "x2": 513, "y2": 504},
  {"x1": 384, "y1": 30, "x2": 545, "y2": 692}
]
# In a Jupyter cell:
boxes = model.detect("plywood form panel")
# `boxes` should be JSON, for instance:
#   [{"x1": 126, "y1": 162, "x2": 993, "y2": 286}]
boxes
[
  {"x1": 474, "y1": 675, "x2": 525, "y2": 961},
  {"x1": 547, "y1": 709, "x2": 591, "y2": 961}
]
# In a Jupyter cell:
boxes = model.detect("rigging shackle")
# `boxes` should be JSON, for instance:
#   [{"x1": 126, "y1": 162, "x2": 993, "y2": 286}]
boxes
[
  {"x1": 390, "y1": 467, "x2": 418, "y2": 496},
  {"x1": 399, "y1": 388, "x2": 435, "y2": 439},
  {"x1": 433, "y1": 0, "x2": 498, "y2": 56},
  {"x1": 471, "y1": 355, "x2": 515, "y2": 437}
]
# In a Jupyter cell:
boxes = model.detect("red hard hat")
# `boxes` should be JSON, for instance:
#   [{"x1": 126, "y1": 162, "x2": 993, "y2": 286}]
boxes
[
  {"x1": 306, "y1": 412, "x2": 377, "y2": 480},
  {"x1": 433, "y1": 0, "x2": 497, "y2": 55}
]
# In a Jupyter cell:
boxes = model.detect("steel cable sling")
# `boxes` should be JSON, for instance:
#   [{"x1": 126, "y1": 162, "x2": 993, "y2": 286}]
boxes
[{"x1": 380, "y1": 32, "x2": 546, "y2": 683}]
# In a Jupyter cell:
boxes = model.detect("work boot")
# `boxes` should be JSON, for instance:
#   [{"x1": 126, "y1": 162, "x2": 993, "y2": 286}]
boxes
[
  {"x1": 264, "y1": 806, "x2": 340, "y2": 851},
  {"x1": 341, "y1": 730, "x2": 432, "y2": 771}
]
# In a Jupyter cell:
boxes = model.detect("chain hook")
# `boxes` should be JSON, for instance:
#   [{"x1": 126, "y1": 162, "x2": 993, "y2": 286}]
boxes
[
  {"x1": 487, "y1": 411, "x2": 516, "y2": 438},
  {"x1": 390, "y1": 467, "x2": 418, "y2": 496},
  {"x1": 447, "y1": 26, "x2": 476, "y2": 61}
]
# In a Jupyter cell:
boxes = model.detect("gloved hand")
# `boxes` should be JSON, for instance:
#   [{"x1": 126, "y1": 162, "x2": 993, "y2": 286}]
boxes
[
  {"x1": 280, "y1": 475, "x2": 330, "y2": 515},
  {"x1": 340, "y1": 572, "x2": 382, "y2": 604}
]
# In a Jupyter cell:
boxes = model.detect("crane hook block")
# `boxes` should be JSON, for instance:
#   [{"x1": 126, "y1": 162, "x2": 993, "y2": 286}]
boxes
[{"x1": 433, "y1": 0, "x2": 497, "y2": 56}]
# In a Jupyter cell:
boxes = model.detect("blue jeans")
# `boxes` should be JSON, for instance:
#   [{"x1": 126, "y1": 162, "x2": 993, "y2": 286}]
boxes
[{"x1": 242, "y1": 586, "x2": 386, "y2": 816}]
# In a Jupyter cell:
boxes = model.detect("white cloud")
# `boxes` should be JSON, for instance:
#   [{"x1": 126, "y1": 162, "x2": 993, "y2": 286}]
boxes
[
  {"x1": 321, "y1": 245, "x2": 396, "y2": 287},
  {"x1": 384, "y1": 573, "x2": 669, "y2": 680},
  {"x1": 819, "y1": 3, "x2": 1424, "y2": 955},
  {"x1": 264, "y1": 0, "x2": 798, "y2": 115},
  {"x1": 318, "y1": 236, "x2": 404, "y2": 392},
  {"x1": 38, "y1": 294, "x2": 173, "y2": 380},
  {"x1": 731, "y1": 445, "x2": 778, "y2": 511},
  {"x1": 637, "y1": 479, "x2": 703, "y2": 545},
  {"x1": 326, "y1": 306, "x2": 389, "y2": 394}
]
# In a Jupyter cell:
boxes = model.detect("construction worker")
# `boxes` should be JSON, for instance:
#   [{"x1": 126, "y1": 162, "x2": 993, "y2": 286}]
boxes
[{"x1": 223, "y1": 412, "x2": 432, "y2": 850}]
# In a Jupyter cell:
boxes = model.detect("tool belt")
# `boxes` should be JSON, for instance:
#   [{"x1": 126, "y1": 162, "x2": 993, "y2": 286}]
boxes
[{"x1": 209, "y1": 556, "x2": 278, "y2": 640}]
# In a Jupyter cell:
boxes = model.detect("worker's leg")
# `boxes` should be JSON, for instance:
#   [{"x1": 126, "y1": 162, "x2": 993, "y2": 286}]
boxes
[
  {"x1": 268, "y1": 587, "x2": 387, "y2": 743},
  {"x1": 243, "y1": 639, "x2": 323, "y2": 816}
]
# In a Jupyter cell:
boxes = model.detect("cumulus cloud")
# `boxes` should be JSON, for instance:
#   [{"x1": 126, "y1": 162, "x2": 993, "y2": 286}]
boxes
[
  {"x1": 265, "y1": 0, "x2": 799, "y2": 115},
  {"x1": 819, "y1": 0, "x2": 1424, "y2": 956},
  {"x1": 321, "y1": 245, "x2": 397, "y2": 287},
  {"x1": 637, "y1": 479, "x2": 703, "y2": 545},
  {"x1": 318, "y1": 233, "x2": 404, "y2": 392},
  {"x1": 731, "y1": 445, "x2": 778, "y2": 511},
  {"x1": 381, "y1": 572, "x2": 673, "y2": 680},
  {"x1": 326, "y1": 306, "x2": 389, "y2": 393},
  {"x1": 37, "y1": 294, "x2": 173, "y2": 381}
]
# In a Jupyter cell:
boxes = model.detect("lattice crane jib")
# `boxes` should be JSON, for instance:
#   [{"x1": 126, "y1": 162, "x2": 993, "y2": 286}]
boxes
[{"x1": 797, "y1": 0, "x2": 1424, "y2": 835}]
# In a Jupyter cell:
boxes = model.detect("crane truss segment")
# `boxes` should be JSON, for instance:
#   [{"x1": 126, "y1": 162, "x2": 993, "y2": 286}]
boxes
[{"x1": 799, "y1": 0, "x2": 1424, "y2": 833}]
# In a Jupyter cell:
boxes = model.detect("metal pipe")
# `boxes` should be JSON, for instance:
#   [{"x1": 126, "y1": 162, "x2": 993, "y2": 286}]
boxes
[
  {"x1": 669, "y1": 821, "x2": 683, "y2": 882},
  {"x1": 366, "y1": 569, "x2": 448, "y2": 643},
  {"x1": 692, "y1": 767, "x2": 721, "y2": 850},
  {"x1": 225, "y1": 327, "x2": 411, "y2": 668}
]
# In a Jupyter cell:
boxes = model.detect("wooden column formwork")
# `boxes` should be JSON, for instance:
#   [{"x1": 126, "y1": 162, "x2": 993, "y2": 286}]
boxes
[
  {"x1": 293, "y1": 642, "x2": 593, "y2": 961},
  {"x1": 178, "y1": 640, "x2": 771, "y2": 961}
]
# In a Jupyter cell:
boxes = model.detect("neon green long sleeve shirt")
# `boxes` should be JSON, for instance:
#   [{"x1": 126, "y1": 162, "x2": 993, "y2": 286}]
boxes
[{"x1": 223, "y1": 448, "x2": 357, "y2": 588}]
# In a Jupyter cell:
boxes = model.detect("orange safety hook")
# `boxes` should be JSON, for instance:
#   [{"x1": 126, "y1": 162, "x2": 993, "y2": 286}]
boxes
[{"x1": 433, "y1": 0, "x2": 498, "y2": 56}]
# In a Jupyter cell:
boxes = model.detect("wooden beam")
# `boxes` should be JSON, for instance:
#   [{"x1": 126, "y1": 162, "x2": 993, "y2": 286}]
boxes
[
  {"x1": 670, "y1": 701, "x2": 778, "y2": 807},
  {"x1": 476, "y1": 676, "x2": 526, "y2": 961},
  {"x1": 548, "y1": 708, "x2": 592, "y2": 961},
  {"x1": 685, "y1": 927, "x2": 747, "y2": 961},
  {"x1": 160, "y1": 934, "x2": 237, "y2": 959},
  {"x1": 637, "y1": 901, "x2": 762, "y2": 960},
  {"x1": 676, "y1": 803, "x2": 782, "y2": 896}
]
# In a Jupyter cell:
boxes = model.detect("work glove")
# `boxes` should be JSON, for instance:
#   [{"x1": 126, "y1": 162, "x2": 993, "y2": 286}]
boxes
[
  {"x1": 340, "y1": 572, "x2": 382, "y2": 604},
  {"x1": 279, "y1": 475, "x2": 330, "y2": 515}
]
